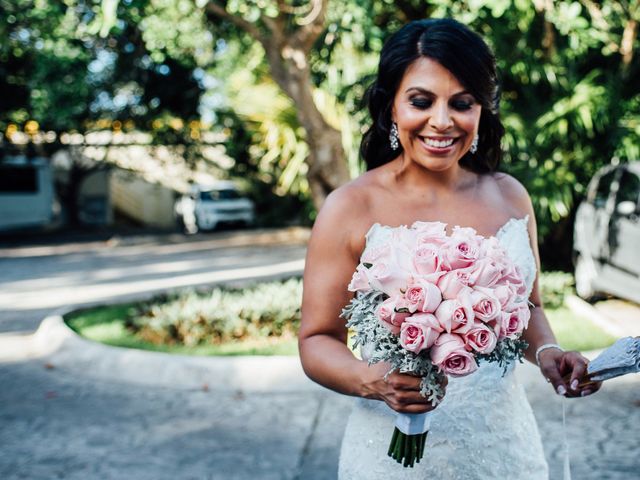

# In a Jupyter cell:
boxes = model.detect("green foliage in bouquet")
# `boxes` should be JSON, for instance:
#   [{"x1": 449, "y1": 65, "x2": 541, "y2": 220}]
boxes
[
  {"x1": 342, "y1": 291, "x2": 446, "y2": 405},
  {"x1": 128, "y1": 278, "x2": 302, "y2": 346},
  {"x1": 477, "y1": 337, "x2": 528, "y2": 374}
]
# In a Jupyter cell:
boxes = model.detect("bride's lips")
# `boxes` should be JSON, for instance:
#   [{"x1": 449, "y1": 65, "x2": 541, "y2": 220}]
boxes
[{"x1": 417, "y1": 136, "x2": 459, "y2": 154}]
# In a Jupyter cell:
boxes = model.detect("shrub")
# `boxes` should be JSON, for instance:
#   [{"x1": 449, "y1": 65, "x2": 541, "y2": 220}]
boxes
[
  {"x1": 539, "y1": 271, "x2": 575, "y2": 310},
  {"x1": 128, "y1": 278, "x2": 302, "y2": 346}
]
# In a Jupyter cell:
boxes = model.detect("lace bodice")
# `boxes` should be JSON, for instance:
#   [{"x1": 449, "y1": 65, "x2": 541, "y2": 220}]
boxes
[{"x1": 338, "y1": 217, "x2": 548, "y2": 480}]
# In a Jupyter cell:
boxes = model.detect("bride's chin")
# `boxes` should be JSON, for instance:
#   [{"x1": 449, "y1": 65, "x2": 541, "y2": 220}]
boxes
[{"x1": 413, "y1": 157, "x2": 459, "y2": 172}]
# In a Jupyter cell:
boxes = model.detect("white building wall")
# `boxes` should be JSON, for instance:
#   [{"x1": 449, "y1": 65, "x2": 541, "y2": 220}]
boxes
[{"x1": 110, "y1": 169, "x2": 177, "y2": 228}]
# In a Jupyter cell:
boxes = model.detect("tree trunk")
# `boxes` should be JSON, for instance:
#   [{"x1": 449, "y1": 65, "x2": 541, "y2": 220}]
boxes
[
  {"x1": 264, "y1": 43, "x2": 350, "y2": 208},
  {"x1": 205, "y1": 1, "x2": 351, "y2": 211}
]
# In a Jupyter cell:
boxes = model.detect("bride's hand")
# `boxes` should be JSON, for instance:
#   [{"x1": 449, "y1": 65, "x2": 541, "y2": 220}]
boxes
[
  {"x1": 363, "y1": 363, "x2": 447, "y2": 414},
  {"x1": 538, "y1": 349, "x2": 602, "y2": 398}
]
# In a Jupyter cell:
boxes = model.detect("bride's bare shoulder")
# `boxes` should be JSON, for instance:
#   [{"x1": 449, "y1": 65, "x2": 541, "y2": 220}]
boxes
[
  {"x1": 311, "y1": 169, "x2": 386, "y2": 253},
  {"x1": 488, "y1": 172, "x2": 533, "y2": 215},
  {"x1": 318, "y1": 169, "x2": 386, "y2": 222}
]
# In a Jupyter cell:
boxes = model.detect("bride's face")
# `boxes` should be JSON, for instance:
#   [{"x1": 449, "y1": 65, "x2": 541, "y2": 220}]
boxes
[{"x1": 391, "y1": 57, "x2": 482, "y2": 173}]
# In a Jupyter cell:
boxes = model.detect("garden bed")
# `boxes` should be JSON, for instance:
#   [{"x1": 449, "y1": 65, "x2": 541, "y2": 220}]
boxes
[{"x1": 65, "y1": 274, "x2": 616, "y2": 357}]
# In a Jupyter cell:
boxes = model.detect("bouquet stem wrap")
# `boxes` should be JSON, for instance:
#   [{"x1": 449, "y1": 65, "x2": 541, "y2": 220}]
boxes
[{"x1": 388, "y1": 412, "x2": 433, "y2": 467}]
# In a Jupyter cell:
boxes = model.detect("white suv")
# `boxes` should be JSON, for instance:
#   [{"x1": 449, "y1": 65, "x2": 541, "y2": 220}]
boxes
[{"x1": 175, "y1": 181, "x2": 255, "y2": 233}]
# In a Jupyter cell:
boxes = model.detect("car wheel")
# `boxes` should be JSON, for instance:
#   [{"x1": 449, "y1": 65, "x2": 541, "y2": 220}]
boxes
[{"x1": 574, "y1": 254, "x2": 597, "y2": 302}]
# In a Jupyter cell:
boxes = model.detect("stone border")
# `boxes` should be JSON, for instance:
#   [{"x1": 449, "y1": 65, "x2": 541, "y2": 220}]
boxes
[
  {"x1": 21, "y1": 313, "x2": 320, "y2": 393},
  {"x1": 564, "y1": 294, "x2": 627, "y2": 338}
]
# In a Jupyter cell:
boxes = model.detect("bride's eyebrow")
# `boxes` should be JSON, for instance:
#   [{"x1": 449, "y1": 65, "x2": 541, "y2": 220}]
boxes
[{"x1": 405, "y1": 87, "x2": 471, "y2": 97}]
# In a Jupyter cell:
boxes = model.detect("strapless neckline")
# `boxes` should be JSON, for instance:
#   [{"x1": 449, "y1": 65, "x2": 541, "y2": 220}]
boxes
[
  {"x1": 362, "y1": 214, "x2": 537, "y2": 301},
  {"x1": 365, "y1": 215, "x2": 529, "y2": 241}
]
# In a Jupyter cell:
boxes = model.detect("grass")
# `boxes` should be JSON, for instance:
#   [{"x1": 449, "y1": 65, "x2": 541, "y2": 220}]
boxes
[
  {"x1": 65, "y1": 303, "x2": 299, "y2": 356},
  {"x1": 546, "y1": 307, "x2": 617, "y2": 352},
  {"x1": 65, "y1": 300, "x2": 616, "y2": 357}
]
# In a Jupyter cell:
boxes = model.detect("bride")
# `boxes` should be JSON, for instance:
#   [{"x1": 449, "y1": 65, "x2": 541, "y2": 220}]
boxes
[{"x1": 298, "y1": 18, "x2": 601, "y2": 479}]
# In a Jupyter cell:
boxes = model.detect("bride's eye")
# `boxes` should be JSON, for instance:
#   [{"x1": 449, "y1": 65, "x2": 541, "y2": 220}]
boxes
[
  {"x1": 410, "y1": 98, "x2": 432, "y2": 109},
  {"x1": 451, "y1": 99, "x2": 474, "y2": 111}
]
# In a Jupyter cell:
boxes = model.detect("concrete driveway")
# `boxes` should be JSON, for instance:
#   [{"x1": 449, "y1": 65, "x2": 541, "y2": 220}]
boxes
[
  {"x1": 0, "y1": 228, "x2": 309, "y2": 333},
  {"x1": 1, "y1": 228, "x2": 639, "y2": 479}
]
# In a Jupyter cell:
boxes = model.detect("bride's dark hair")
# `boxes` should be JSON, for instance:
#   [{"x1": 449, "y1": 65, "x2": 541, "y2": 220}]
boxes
[{"x1": 360, "y1": 18, "x2": 504, "y2": 172}]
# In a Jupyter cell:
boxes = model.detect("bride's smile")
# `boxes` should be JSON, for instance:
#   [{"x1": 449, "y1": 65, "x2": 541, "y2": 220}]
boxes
[{"x1": 392, "y1": 57, "x2": 481, "y2": 174}]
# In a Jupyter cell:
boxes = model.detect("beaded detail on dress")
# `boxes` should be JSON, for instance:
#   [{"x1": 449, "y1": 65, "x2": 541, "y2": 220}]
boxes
[{"x1": 338, "y1": 216, "x2": 548, "y2": 480}]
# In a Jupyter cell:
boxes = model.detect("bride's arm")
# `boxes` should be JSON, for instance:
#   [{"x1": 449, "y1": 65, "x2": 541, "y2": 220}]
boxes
[
  {"x1": 298, "y1": 189, "x2": 439, "y2": 413},
  {"x1": 519, "y1": 189, "x2": 602, "y2": 398}
]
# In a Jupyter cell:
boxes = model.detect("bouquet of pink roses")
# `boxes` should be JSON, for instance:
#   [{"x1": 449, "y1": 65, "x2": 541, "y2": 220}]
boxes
[{"x1": 341, "y1": 220, "x2": 530, "y2": 468}]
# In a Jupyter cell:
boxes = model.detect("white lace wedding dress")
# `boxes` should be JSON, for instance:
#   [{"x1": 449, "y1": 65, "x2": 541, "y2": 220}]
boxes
[{"x1": 338, "y1": 217, "x2": 549, "y2": 480}]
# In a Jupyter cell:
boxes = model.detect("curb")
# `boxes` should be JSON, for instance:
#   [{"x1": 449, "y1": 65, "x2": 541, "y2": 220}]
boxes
[
  {"x1": 564, "y1": 294, "x2": 627, "y2": 338},
  {"x1": 20, "y1": 314, "x2": 321, "y2": 393},
  {"x1": 0, "y1": 227, "x2": 311, "y2": 258}
]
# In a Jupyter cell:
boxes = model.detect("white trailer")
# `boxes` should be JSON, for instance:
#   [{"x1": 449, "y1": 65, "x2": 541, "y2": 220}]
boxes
[{"x1": 0, "y1": 158, "x2": 54, "y2": 231}]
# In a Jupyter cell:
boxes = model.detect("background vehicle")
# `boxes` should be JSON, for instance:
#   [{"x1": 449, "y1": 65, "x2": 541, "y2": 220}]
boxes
[
  {"x1": 0, "y1": 157, "x2": 55, "y2": 231},
  {"x1": 175, "y1": 181, "x2": 255, "y2": 233},
  {"x1": 573, "y1": 162, "x2": 640, "y2": 303}
]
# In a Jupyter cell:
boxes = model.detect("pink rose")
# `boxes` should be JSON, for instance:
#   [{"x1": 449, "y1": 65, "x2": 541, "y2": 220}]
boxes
[
  {"x1": 463, "y1": 322, "x2": 498, "y2": 354},
  {"x1": 469, "y1": 288, "x2": 501, "y2": 322},
  {"x1": 347, "y1": 265, "x2": 370, "y2": 292},
  {"x1": 376, "y1": 296, "x2": 410, "y2": 335},
  {"x1": 430, "y1": 333, "x2": 478, "y2": 377},
  {"x1": 480, "y1": 236, "x2": 506, "y2": 259},
  {"x1": 399, "y1": 313, "x2": 442, "y2": 353},
  {"x1": 499, "y1": 263, "x2": 527, "y2": 297},
  {"x1": 412, "y1": 221, "x2": 448, "y2": 246},
  {"x1": 413, "y1": 243, "x2": 442, "y2": 275},
  {"x1": 404, "y1": 279, "x2": 442, "y2": 313},
  {"x1": 361, "y1": 243, "x2": 390, "y2": 265},
  {"x1": 437, "y1": 269, "x2": 472, "y2": 300},
  {"x1": 391, "y1": 227, "x2": 418, "y2": 261},
  {"x1": 467, "y1": 257, "x2": 502, "y2": 288},
  {"x1": 442, "y1": 227, "x2": 481, "y2": 270},
  {"x1": 434, "y1": 290, "x2": 475, "y2": 334},
  {"x1": 477, "y1": 284, "x2": 515, "y2": 311},
  {"x1": 499, "y1": 304, "x2": 531, "y2": 339},
  {"x1": 364, "y1": 258, "x2": 410, "y2": 296}
]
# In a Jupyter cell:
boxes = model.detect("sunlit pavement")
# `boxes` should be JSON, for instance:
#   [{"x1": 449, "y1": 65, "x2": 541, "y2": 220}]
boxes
[
  {"x1": 1, "y1": 228, "x2": 639, "y2": 479},
  {"x1": 0, "y1": 227, "x2": 352, "y2": 480},
  {"x1": 0, "y1": 228, "x2": 309, "y2": 334},
  {"x1": 592, "y1": 299, "x2": 640, "y2": 337}
]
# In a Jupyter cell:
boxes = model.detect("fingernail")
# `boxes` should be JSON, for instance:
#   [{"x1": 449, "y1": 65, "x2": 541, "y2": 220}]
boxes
[
  {"x1": 580, "y1": 389, "x2": 592, "y2": 397},
  {"x1": 556, "y1": 385, "x2": 567, "y2": 396},
  {"x1": 571, "y1": 379, "x2": 578, "y2": 390}
]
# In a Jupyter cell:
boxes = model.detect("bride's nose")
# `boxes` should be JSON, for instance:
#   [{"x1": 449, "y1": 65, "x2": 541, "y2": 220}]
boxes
[{"x1": 428, "y1": 102, "x2": 454, "y2": 131}]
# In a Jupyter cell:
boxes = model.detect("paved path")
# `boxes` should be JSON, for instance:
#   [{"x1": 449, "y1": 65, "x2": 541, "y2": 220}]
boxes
[
  {"x1": 0, "y1": 228, "x2": 308, "y2": 333},
  {"x1": 1, "y1": 229, "x2": 639, "y2": 479}
]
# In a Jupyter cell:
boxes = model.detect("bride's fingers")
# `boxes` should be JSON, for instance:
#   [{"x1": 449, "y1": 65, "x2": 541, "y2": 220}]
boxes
[
  {"x1": 387, "y1": 390, "x2": 439, "y2": 413},
  {"x1": 393, "y1": 402, "x2": 437, "y2": 414},
  {"x1": 559, "y1": 351, "x2": 601, "y2": 398},
  {"x1": 386, "y1": 372, "x2": 423, "y2": 391},
  {"x1": 538, "y1": 354, "x2": 568, "y2": 395},
  {"x1": 566, "y1": 356, "x2": 588, "y2": 391}
]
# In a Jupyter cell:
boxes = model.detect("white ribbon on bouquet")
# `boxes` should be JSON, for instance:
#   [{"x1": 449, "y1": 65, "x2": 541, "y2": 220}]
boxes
[{"x1": 395, "y1": 411, "x2": 433, "y2": 435}]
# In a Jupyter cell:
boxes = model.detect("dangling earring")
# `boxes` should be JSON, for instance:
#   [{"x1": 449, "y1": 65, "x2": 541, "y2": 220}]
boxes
[
  {"x1": 389, "y1": 122, "x2": 399, "y2": 150},
  {"x1": 470, "y1": 133, "x2": 479, "y2": 154}
]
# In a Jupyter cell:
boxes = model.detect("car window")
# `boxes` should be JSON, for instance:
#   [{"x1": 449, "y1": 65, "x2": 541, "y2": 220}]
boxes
[
  {"x1": 593, "y1": 170, "x2": 617, "y2": 208},
  {"x1": 200, "y1": 191, "x2": 218, "y2": 201},
  {"x1": 615, "y1": 170, "x2": 640, "y2": 208},
  {"x1": 199, "y1": 189, "x2": 240, "y2": 201},
  {"x1": 218, "y1": 189, "x2": 240, "y2": 200}
]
